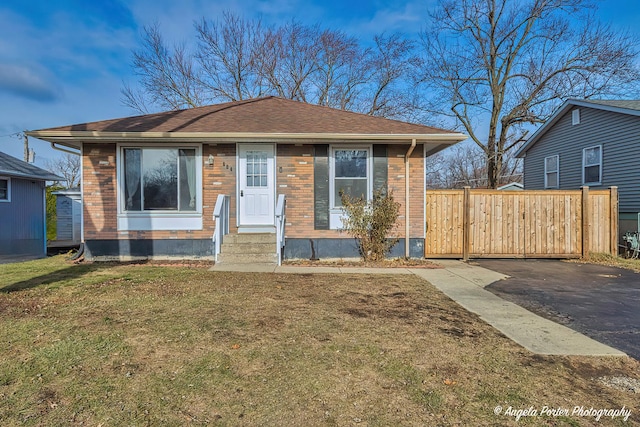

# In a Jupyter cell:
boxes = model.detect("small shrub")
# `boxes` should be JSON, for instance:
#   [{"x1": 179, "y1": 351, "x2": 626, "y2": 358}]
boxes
[
  {"x1": 46, "y1": 185, "x2": 64, "y2": 241},
  {"x1": 340, "y1": 189, "x2": 400, "y2": 261}
]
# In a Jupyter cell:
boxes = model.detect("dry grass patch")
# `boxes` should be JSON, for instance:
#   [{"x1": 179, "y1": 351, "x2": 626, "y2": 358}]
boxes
[
  {"x1": 572, "y1": 252, "x2": 640, "y2": 273},
  {"x1": 0, "y1": 256, "x2": 638, "y2": 426},
  {"x1": 284, "y1": 257, "x2": 442, "y2": 268}
]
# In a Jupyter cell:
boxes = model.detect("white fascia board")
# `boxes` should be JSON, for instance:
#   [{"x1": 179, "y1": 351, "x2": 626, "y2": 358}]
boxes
[
  {"x1": 25, "y1": 130, "x2": 468, "y2": 144},
  {"x1": 24, "y1": 132, "x2": 82, "y2": 150}
]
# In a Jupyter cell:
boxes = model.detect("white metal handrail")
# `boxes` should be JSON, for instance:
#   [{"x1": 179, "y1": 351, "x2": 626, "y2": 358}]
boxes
[
  {"x1": 275, "y1": 194, "x2": 286, "y2": 265},
  {"x1": 212, "y1": 194, "x2": 230, "y2": 262}
]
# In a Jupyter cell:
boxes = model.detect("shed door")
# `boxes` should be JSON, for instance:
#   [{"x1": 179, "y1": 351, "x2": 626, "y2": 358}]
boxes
[{"x1": 56, "y1": 196, "x2": 73, "y2": 240}]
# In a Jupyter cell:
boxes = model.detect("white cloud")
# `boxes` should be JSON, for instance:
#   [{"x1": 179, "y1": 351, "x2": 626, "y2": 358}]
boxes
[
  {"x1": 349, "y1": 0, "x2": 432, "y2": 38},
  {"x1": 0, "y1": 4, "x2": 138, "y2": 164},
  {"x1": 126, "y1": 0, "x2": 327, "y2": 43},
  {"x1": 0, "y1": 64, "x2": 62, "y2": 102},
  {"x1": 127, "y1": 0, "x2": 228, "y2": 43}
]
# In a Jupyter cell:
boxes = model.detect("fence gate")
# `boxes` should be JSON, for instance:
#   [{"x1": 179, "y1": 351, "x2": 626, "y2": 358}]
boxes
[{"x1": 425, "y1": 187, "x2": 618, "y2": 259}]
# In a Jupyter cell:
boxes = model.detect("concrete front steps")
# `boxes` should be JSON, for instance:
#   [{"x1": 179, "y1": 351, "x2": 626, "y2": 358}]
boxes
[{"x1": 214, "y1": 233, "x2": 278, "y2": 269}]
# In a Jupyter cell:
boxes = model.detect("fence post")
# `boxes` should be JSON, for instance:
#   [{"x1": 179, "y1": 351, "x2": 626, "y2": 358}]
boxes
[
  {"x1": 581, "y1": 186, "x2": 590, "y2": 259},
  {"x1": 463, "y1": 186, "x2": 471, "y2": 261},
  {"x1": 610, "y1": 186, "x2": 618, "y2": 256}
]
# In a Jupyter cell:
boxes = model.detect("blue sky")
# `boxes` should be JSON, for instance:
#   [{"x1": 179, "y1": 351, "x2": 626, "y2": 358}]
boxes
[{"x1": 1, "y1": 0, "x2": 639, "y2": 167}]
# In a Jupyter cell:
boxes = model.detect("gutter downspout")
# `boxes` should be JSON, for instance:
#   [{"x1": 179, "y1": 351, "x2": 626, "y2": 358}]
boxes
[
  {"x1": 50, "y1": 142, "x2": 81, "y2": 156},
  {"x1": 80, "y1": 143, "x2": 84, "y2": 251},
  {"x1": 405, "y1": 139, "x2": 416, "y2": 258},
  {"x1": 42, "y1": 181, "x2": 47, "y2": 257}
]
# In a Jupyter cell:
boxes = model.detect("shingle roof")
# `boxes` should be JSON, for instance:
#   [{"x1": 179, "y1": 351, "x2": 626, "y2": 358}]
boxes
[
  {"x1": 0, "y1": 151, "x2": 63, "y2": 181},
  {"x1": 31, "y1": 96, "x2": 458, "y2": 136},
  {"x1": 578, "y1": 99, "x2": 640, "y2": 111}
]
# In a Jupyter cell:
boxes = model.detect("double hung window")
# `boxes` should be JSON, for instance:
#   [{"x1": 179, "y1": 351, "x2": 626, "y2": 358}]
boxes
[
  {"x1": 0, "y1": 178, "x2": 9, "y2": 201},
  {"x1": 331, "y1": 148, "x2": 370, "y2": 207},
  {"x1": 582, "y1": 145, "x2": 602, "y2": 185},
  {"x1": 544, "y1": 155, "x2": 559, "y2": 188}
]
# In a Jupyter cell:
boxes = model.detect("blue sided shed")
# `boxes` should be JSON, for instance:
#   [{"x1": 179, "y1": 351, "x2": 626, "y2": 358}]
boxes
[{"x1": 0, "y1": 151, "x2": 63, "y2": 261}]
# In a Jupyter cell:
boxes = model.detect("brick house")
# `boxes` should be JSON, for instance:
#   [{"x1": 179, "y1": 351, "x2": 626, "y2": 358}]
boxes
[{"x1": 27, "y1": 97, "x2": 466, "y2": 263}]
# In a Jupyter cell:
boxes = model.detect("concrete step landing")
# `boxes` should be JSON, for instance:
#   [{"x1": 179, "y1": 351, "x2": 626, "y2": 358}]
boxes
[{"x1": 214, "y1": 233, "x2": 278, "y2": 267}]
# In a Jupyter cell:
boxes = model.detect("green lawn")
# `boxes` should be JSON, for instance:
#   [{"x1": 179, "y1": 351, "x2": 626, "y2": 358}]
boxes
[{"x1": 0, "y1": 256, "x2": 638, "y2": 426}]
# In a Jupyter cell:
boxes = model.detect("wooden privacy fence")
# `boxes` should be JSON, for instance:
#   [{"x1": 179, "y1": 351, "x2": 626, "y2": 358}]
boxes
[{"x1": 425, "y1": 187, "x2": 618, "y2": 259}]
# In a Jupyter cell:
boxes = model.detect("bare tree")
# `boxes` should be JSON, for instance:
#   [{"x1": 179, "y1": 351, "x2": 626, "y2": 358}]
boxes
[
  {"x1": 122, "y1": 11, "x2": 417, "y2": 119},
  {"x1": 196, "y1": 12, "x2": 267, "y2": 101},
  {"x1": 258, "y1": 21, "x2": 323, "y2": 102},
  {"x1": 45, "y1": 153, "x2": 81, "y2": 188},
  {"x1": 418, "y1": 0, "x2": 640, "y2": 188},
  {"x1": 426, "y1": 143, "x2": 522, "y2": 189},
  {"x1": 312, "y1": 28, "x2": 361, "y2": 108},
  {"x1": 428, "y1": 144, "x2": 489, "y2": 188},
  {"x1": 364, "y1": 33, "x2": 415, "y2": 118},
  {"x1": 122, "y1": 23, "x2": 205, "y2": 113}
]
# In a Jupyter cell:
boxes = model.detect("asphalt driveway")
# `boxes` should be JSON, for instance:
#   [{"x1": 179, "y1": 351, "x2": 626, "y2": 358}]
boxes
[{"x1": 476, "y1": 259, "x2": 640, "y2": 361}]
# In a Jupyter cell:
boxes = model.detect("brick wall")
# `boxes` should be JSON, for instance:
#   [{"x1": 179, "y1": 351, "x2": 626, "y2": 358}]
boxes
[
  {"x1": 278, "y1": 143, "x2": 424, "y2": 239},
  {"x1": 276, "y1": 144, "x2": 341, "y2": 238},
  {"x1": 82, "y1": 143, "x2": 237, "y2": 242},
  {"x1": 387, "y1": 144, "x2": 425, "y2": 239},
  {"x1": 205, "y1": 144, "x2": 237, "y2": 231},
  {"x1": 82, "y1": 142, "x2": 424, "y2": 243},
  {"x1": 83, "y1": 144, "x2": 117, "y2": 240}
]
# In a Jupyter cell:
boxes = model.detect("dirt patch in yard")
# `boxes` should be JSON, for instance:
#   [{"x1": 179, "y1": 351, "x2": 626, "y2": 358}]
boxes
[{"x1": 284, "y1": 257, "x2": 443, "y2": 268}]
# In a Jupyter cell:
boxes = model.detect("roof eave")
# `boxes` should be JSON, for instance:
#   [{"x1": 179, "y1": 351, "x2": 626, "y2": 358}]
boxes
[
  {"x1": 570, "y1": 99, "x2": 640, "y2": 117},
  {"x1": 0, "y1": 171, "x2": 64, "y2": 181},
  {"x1": 26, "y1": 130, "x2": 468, "y2": 145},
  {"x1": 515, "y1": 98, "x2": 640, "y2": 157},
  {"x1": 515, "y1": 100, "x2": 574, "y2": 158}
]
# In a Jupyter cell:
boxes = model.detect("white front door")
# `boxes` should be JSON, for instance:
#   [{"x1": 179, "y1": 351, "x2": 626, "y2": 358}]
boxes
[{"x1": 238, "y1": 144, "x2": 275, "y2": 226}]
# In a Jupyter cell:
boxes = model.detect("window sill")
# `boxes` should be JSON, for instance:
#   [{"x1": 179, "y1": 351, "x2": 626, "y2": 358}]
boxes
[{"x1": 117, "y1": 213, "x2": 203, "y2": 231}]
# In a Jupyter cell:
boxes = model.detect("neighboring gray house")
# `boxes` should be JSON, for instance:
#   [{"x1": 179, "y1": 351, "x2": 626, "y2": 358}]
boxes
[
  {"x1": 0, "y1": 152, "x2": 62, "y2": 261},
  {"x1": 515, "y1": 99, "x2": 640, "y2": 234}
]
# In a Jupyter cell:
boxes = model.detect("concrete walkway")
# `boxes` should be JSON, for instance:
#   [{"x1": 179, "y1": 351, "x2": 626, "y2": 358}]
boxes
[{"x1": 211, "y1": 260, "x2": 627, "y2": 357}]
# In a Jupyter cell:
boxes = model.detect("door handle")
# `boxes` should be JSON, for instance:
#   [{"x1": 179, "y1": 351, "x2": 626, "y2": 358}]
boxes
[{"x1": 240, "y1": 190, "x2": 244, "y2": 197}]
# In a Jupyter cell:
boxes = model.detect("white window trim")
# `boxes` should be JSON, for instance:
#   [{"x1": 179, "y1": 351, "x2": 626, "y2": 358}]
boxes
[
  {"x1": 116, "y1": 143, "x2": 203, "y2": 231},
  {"x1": 544, "y1": 155, "x2": 559, "y2": 189},
  {"x1": 0, "y1": 176, "x2": 10, "y2": 202},
  {"x1": 582, "y1": 144, "x2": 602, "y2": 186},
  {"x1": 329, "y1": 145, "x2": 373, "y2": 230}
]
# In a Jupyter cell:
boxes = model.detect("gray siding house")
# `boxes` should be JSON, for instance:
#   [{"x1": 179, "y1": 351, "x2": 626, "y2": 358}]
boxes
[
  {"x1": 516, "y1": 99, "x2": 640, "y2": 234},
  {"x1": 0, "y1": 152, "x2": 62, "y2": 261}
]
